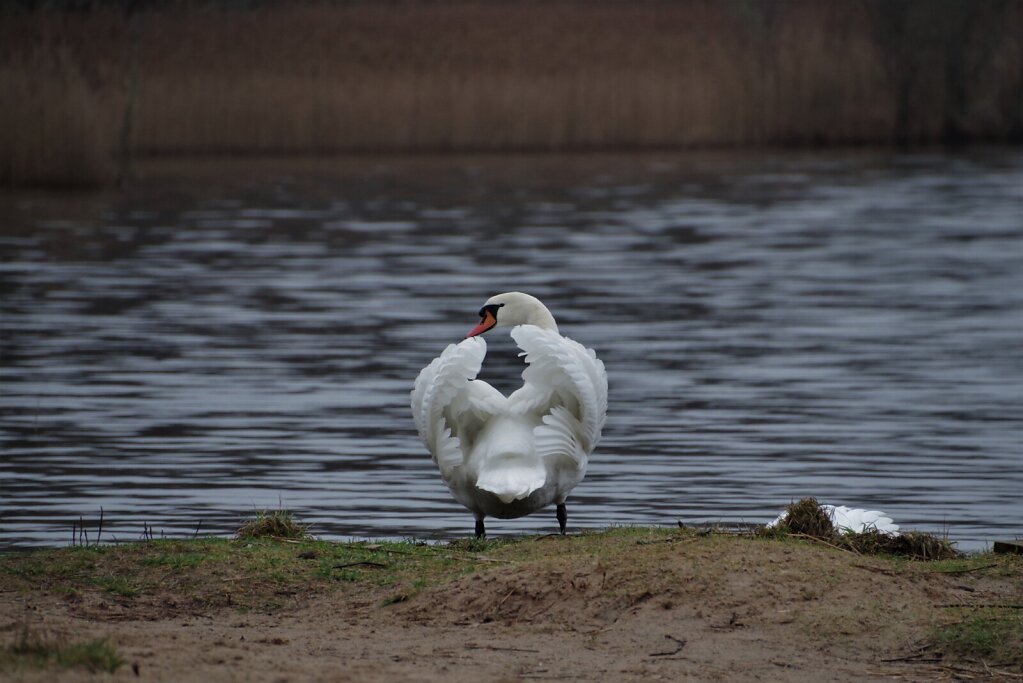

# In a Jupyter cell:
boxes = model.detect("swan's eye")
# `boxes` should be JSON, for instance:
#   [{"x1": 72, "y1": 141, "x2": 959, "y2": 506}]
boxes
[{"x1": 478, "y1": 303, "x2": 504, "y2": 319}]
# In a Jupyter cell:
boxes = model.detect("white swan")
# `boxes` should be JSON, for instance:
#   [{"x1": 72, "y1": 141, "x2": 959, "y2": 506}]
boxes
[
  {"x1": 768, "y1": 505, "x2": 900, "y2": 535},
  {"x1": 411, "y1": 292, "x2": 608, "y2": 538}
]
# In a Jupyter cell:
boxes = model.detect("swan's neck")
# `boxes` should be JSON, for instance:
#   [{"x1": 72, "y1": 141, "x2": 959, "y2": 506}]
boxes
[{"x1": 523, "y1": 308, "x2": 558, "y2": 333}]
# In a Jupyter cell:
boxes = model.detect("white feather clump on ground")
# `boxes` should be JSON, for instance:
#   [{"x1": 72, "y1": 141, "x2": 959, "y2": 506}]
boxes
[{"x1": 768, "y1": 504, "x2": 899, "y2": 535}]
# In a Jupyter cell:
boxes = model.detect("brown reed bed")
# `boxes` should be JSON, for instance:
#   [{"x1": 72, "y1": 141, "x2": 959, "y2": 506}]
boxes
[
  {"x1": 2, "y1": 0, "x2": 1021, "y2": 187},
  {"x1": 0, "y1": 50, "x2": 115, "y2": 188}
]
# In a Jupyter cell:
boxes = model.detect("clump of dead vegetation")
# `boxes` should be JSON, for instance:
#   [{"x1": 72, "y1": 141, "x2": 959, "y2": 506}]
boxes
[
  {"x1": 842, "y1": 529, "x2": 960, "y2": 560},
  {"x1": 236, "y1": 508, "x2": 311, "y2": 541},
  {"x1": 763, "y1": 497, "x2": 960, "y2": 560},
  {"x1": 776, "y1": 497, "x2": 837, "y2": 538}
]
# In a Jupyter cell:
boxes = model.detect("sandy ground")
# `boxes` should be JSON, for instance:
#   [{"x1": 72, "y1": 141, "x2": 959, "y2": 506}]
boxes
[{"x1": 2, "y1": 534, "x2": 1021, "y2": 682}]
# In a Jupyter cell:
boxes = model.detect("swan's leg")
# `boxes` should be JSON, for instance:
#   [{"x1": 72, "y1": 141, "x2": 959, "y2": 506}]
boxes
[
  {"x1": 556, "y1": 504, "x2": 567, "y2": 535},
  {"x1": 475, "y1": 518, "x2": 486, "y2": 539}
]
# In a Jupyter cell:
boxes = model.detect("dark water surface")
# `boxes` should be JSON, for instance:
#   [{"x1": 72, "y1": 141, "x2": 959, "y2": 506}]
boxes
[{"x1": 2, "y1": 150, "x2": 1021, "y2": 551}]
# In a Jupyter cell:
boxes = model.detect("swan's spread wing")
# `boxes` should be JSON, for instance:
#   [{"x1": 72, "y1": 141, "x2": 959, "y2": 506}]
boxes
[
  {"x1": 411, "y1": 337, "x2": 503, "y2": 480},
  {"x1": 509, "y1": 325, "x2": 608, "y2": 465}
]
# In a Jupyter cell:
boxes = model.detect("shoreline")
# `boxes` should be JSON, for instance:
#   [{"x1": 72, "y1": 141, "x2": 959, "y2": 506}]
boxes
[
  {"x1": 3, "y1": 143, "x2": 1019, "y2": 200},
  {"x1": 2, "y1": 528, "x2": 1021, "y2": 681}
]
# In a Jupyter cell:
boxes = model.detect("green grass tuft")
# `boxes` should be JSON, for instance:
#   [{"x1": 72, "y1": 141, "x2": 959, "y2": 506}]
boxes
[
  {"x1": 449, "y1": 536, "x2": 498, "y2": 553},
  {"x1": 90, "y1": 575, "x2": 140, "y2": 598},
  {"x1": 933, "y1": 611, "x2": 1023, "y2": 667},
  {"x1": 139, "y1": 552, "x2": 204, "y2": 570},
  {"x1": 0, "y1": 625, "x2": 124, "y2": 674}
]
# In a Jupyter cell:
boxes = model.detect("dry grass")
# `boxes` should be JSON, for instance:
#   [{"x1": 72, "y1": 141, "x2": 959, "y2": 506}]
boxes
[
  {"x1": 2, "y1": 0, "x2": 1022, "y2": 186},
  {"x1": 842, "y1": 530, "x2": 961, "y2": 560},
  {"x1": 236, "y1": 508, "x2": 311, "y2": 541},
  {"x1": 774, "y1": 497, "x2": 837, "y2": 538},
  {"x1": 934, "y1": 610, "x2": 1023, "y2": 669}
]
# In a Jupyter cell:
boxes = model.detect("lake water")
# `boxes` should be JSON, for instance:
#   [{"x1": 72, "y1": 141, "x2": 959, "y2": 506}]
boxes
[{"x1": 1, "y1": 150, "x2": 1021, "y2": 551}]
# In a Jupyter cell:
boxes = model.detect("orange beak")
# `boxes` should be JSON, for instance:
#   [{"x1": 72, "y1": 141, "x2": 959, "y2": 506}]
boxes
[{"x1": 466, "y1": 310, "x2": 497, "y2": 338}]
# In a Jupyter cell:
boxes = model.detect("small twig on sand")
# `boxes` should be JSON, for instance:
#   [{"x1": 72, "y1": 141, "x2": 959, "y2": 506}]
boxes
[
  {"x1": 938, "y1": 663, "x2": 1023, "y2": 679},
  {"x1": 789, "y1": 533, "x2": 858, "y2": 554},
  {"x1": 465, "y1": 644, "x2": 540, "y2": 653},
  {"x1": 495, "y1": 589, "x2": 516, "y2": 610},
  {"x1": 648, "y1": 635, "x2": 687, "y2": 657},
  {"x1": 441, "y1": 554, "x2": 514, "y2": 564},
  {"x1": 880, "y1": 652, "x2": 941, "y2": 663},
  {"x1": 980, "y1": 661, "x2": 1023, "y2": 679},
  {"x1": 925, "y1": 563, "x2": 999, "y2": 575},
  {"x1": 527, "y1": 596, "x2": 561, "y2": 621},
  {"x1": 710, "y1": 612, "x2": 744, "y2": 630},
  {"x1": 334, "y1": 562, "x2": 388, "y2": 570},
  {"x1": 934, "y1": 603, "x2": 1023, "y2": 609},
  {"x1": 852, "y1": 563, "x2": 900, "y2": 576},
  {"x1": 636, "y1": 537, "x2": 700, "y2": 546}
]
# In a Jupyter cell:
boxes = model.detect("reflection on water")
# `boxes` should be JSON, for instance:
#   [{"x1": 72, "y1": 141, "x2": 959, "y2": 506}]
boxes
[{"x1": 1, "y1": 150, "x2": 1021, "y2": 551}]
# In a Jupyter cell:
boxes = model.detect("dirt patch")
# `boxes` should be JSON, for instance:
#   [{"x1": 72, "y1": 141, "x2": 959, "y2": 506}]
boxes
[{"x1": 2, "y1": 530, "x2": 1020, "y2": 682}]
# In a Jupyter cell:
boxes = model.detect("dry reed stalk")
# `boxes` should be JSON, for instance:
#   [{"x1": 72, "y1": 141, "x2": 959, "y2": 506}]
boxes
[{"x1": 0, "y1": 54, "x2": 115, "y2": 187}]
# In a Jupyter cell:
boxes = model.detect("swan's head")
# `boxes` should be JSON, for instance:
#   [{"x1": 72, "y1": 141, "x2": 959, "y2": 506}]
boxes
[{"x1": 466, "y1": 292, "x2": 559, "y2": 338}]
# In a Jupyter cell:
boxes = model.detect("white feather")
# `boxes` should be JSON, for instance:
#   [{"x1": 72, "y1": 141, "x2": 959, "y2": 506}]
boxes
[{"x1": 828, "y1": 505, "x2": 899, "y2": 534}]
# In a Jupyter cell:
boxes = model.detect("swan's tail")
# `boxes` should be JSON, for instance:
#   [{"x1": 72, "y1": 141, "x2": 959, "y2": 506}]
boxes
[{"x1": 475, "y1": 455, "x2": 546, "y2": 504}]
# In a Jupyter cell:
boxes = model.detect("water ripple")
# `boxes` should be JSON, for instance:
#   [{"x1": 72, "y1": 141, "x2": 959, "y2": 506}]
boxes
[{"x1": 2, "y1": 150, "x2": 1021, "y2": 550}]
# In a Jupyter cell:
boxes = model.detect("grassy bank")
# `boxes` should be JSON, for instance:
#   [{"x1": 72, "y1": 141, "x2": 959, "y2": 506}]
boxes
[
  {"x1": 1, "y1": 528, "x2": 1021, "y2": 680},
  {"x1": 2, "y1": 0, "x2": 1022, "y2": 187}
]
